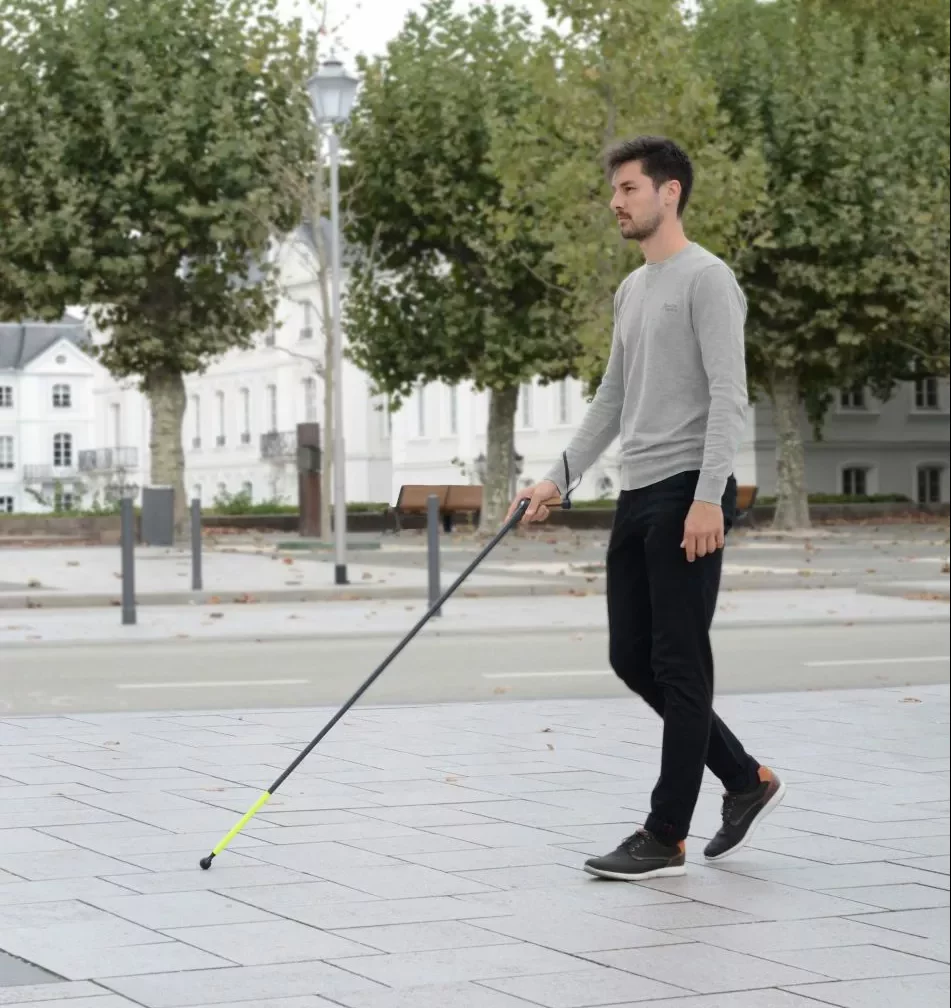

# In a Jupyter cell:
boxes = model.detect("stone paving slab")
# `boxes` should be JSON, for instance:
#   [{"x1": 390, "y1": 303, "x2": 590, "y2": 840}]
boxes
[{"x1": 0, "y1": 686, "x2": 948, "y2": 1005}]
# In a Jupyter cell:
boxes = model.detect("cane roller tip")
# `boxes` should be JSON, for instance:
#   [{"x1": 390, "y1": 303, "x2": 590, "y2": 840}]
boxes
[{"x1": 199, "y1": 854, "x2": 215, "y2": 870}]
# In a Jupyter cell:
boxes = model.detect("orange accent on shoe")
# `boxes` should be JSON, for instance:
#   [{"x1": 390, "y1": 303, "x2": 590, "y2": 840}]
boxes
[
  {"x1": 758, "y1": 766, "x2": 773, "y2": 783},
  {"x1": 677, "y1": 841, "x2": 686, "y2": 854}
]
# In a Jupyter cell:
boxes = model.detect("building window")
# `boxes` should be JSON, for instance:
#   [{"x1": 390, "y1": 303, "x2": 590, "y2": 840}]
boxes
[
  {"x1": 52, "y1": 383, "x2": 72, "y2": 408},
  {"x1": 190, "y1": 394, "x2": 201, "y2": 448},
  {"x1": 914, "y1": 377, "x2": 940, "y2": 411},
  {"x1": 300, "y1": 302, "x2": 314, "y2": 340},
  {"x1": 0, "y1": 436, "x2": 13, "y2": 470},
  {"x1": 840, "y1": 387, "x2": 867, "y2": 410},
  {"x1": 216, "y1": 391, "x2": 226, "y2": 446},
  {"x1": 240, "y1": 387, "x2": 251, "y2": 443},
  {"x1": 917, "y1": 466, "x2": 943, "y2": 505},
  {"x1": 0, "y1": 496, "x2": 13, "y2": 513},
  {"x1": 416, "y1": 385, "x2": 426, "y2": 437},
  {"x1": 242, "y1": 481, "x2": 253, "y2": 500},
  {"x1": 557, "y1": 379, "x2": 570, "y2": 425},
  {"x1": 303, "y1": 377, "x2": 318, "y2": 422},
  {"x1": 448, "y1": 385, "x2": 458, "y2": 436},
  {"x1": 53, "y1": 432, "x2": 73, "y2": 468},
  {"x1": 267, "y1": 384, "x2": 278, "y2": 432},
  {"x1": 0, "y1": 385, "x2": 13, "y2": 408},
  {"x1": 519, "y1": 383, "x2": 534, "y2": 428},
  {"x1": 54, "y1": 489, "x2": 75, "y2": 511},
  {"x1": 841, "y1": 466, "x2": 869, "y2": 496},
  {"x1": 110, "y1": 403, "x2": 121, "y2": 447}
]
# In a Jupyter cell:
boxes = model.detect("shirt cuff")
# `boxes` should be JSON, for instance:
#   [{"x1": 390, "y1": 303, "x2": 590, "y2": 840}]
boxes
[{"x1": 694, "y1": 472, "x2": 726, "y2": 505}]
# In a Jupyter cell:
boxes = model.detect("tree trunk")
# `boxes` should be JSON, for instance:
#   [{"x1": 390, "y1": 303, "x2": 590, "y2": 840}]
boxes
[
  {"x1": 144, "y1": 368, "x2": 187, "y2": 536},
  {"x1": 770, "y1": 370, "x2": 811, "y2": 530},
  {"x1": 480, "y1": 384, "x2": 519, "y2": 532}
]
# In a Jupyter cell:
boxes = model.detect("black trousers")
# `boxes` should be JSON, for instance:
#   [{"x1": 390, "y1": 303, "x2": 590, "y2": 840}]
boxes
[{"x1": 606, "y1": 469, "x2": 760, "y2": 844}]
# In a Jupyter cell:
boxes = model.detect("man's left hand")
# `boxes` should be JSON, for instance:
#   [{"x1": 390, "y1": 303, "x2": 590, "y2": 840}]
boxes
[{"x1": 681, "y1": 500, "x2": 724, "y2": 562}]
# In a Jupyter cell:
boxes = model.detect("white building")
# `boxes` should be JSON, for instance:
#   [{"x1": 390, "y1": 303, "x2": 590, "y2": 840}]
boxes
[
  {"x1": 85, "y1": 224, "x2": 392, "y2": 510},
  {"x1": 0, "y1": 317, "x2": 99, "y2": 514}
]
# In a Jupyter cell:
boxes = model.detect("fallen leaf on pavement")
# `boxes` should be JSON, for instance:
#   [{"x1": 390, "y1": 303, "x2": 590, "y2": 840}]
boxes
[
  {"x1": 901, "y1": 697, "x2": 921, "y2": 703},
  {"x1": 210, "y1": 612, "x2": 224, "y2": 619},
  {"x1": 493, "y1": 686, "x2": 511, "y2": 694}
]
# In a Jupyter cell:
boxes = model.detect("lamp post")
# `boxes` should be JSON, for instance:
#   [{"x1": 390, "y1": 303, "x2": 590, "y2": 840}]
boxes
[{"x1": 306, "y1": 58, "x2": 358, "y2": 585}]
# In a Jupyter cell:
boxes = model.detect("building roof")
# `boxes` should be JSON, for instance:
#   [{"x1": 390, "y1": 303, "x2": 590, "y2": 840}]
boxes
[{"x1": 0, "y1": 316, "x2": 88, "y2": 371}]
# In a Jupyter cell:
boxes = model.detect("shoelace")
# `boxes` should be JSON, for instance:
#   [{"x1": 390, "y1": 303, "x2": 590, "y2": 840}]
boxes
[
  {"x1": 721, "y1": 793, "x2": 743, "y2": 824},
  {"x1": 623, "y1": 829, "x2": 652, "y2": 852}
]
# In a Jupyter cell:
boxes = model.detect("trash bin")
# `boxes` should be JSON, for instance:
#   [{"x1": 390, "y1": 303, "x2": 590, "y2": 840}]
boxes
[{"x1": 141, "y1": 485, "x2": 175, "y2": 546}]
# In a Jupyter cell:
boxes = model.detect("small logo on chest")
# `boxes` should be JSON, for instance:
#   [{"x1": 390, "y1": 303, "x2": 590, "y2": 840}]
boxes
[{"x1": 662, "y1": 301, "x2": 680, "y2": 313}]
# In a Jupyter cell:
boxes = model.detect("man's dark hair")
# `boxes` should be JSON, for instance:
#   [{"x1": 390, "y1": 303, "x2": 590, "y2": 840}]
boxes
[{"x1": 603, "y1": 136, "x2": 693, "y2": 216}]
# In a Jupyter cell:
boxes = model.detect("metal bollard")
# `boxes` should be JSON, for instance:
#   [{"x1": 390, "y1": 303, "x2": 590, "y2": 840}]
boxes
[
  {"x1": 120, "y1": 496, "x2": 136, "y2": 625},
  {"x1": 191, "y1": 498, "x2": 203, "y2": 591},
  {"x1": 427, "y1": 493, "x2": 441, "y2": 617}
]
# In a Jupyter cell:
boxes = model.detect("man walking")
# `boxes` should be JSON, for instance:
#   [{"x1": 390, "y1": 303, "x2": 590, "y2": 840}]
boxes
[{"x1": 508, "y1": 136, "x2": 785, "y2": 881}]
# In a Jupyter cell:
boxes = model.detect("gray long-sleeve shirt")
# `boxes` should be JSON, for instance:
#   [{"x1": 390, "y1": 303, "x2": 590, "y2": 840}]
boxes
[{"x1": 544, "y1": 242, "x2": 748, "y2": 506}]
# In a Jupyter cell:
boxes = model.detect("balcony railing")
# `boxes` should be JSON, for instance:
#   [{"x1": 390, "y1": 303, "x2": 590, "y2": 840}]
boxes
[
  {"x1": 22, "y1": 464, "x2": 77, "y2": 482},
  {"x1": 260, "y1": 430, "x2": 296, "y2": 460},
  {"x1": 78, "y1": 447, "x2": 139, "y2": 473}
]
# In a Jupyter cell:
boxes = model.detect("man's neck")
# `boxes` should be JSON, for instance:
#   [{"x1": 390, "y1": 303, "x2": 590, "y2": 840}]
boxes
[{"x1": 639, "y1": 225, "x2": 690, "y2": 264}]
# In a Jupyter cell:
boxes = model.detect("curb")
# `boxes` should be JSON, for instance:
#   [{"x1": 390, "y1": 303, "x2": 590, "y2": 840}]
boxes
[
  {"x1": 857, "y1": 581, "x2": 950, "y2": 602},
  {"x1": 2, "y1": 611, "x2": 948, "y2": 650},
  {"x1": 0, "y1": 579, "x2": 605, "y2": 611}
]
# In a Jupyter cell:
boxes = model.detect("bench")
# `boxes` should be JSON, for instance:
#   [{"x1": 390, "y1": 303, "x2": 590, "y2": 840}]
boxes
[
  {"x1": 392, "y1": 484, "x2": 483, "y2": 532},
  {"x1": 735, "y1": 484, "x2": 758, "y2": 527}
]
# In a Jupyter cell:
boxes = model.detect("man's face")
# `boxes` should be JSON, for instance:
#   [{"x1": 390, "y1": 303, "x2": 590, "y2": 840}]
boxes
[{"x1": 609, "y1": 160, "x2": 675, "y2": 241}]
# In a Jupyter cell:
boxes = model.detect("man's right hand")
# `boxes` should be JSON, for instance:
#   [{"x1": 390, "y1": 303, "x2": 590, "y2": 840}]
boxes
[{"x1": 505, "y1": 479, "x2": 561, "y2": 524}]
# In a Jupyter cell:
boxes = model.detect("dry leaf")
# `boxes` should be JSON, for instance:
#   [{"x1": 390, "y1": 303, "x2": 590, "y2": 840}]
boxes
[
  {"x1": 546, "y1": 743, "x2": 555, "y2": 750},
  {"x1": 210, "y1": 612, "x2": 224, "y2": 619},
  {"x1": 493, "y1": 686, "x2": 511, "y2": 694},
  {"x1": 67, "y1": 561, "x2": 80, "y2": 567},
  {"x1": 901, "y1": 697, "x2": 922, "y2": 703}
]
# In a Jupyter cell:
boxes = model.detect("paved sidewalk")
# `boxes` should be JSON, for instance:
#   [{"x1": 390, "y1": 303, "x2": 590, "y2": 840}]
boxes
[
  {"x1": 1, "y1": 685, "x2": 948, "y2": 1006},
  {"x1": 2, "y1": 522, "x2": 948, "y2": 609},
  {"x1": 0, "y1": 587, "x2": 949, "y2": 648}
]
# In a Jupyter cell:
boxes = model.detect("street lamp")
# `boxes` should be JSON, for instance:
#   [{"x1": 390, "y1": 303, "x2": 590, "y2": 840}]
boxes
[{"x1": 306, "y1": 57, "x2": 358, "y2": 586}]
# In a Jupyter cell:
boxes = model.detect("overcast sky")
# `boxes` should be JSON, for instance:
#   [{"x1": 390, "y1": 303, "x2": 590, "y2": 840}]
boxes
[{"x1": 280, "y1": 0, "x2": 554, "y2": 67}]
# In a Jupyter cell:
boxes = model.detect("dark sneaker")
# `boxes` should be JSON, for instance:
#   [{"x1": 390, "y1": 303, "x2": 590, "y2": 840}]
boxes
[
  {"x1": 704, "y1": 766, "x2": 786, "y2": 862},
  {"x1": 584, "y1": 829, "x2": 686, "y2": 881}
]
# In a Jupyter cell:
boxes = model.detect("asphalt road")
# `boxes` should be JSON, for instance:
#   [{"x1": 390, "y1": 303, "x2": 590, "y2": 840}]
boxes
[{"x1": 2, "y1": 621, "x2": 948, "y2": 716}]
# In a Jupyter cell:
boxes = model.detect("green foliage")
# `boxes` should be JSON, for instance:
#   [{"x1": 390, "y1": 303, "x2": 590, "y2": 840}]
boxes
[
  {"x1": 489, "y1": 0, "x2": 766, "y2": 388},
  {"x1": 341, "y1": 0, "x2": 579, "y2": 405},
  {"x1": 0, "y1": 0, "x2": 316, "y2": 376},
  {"x1": 208, "y1": 489, "x2": 294, "y2": 515},
  {"x1": 695, "y1": 0, "x2": 950, "y2": 421}
]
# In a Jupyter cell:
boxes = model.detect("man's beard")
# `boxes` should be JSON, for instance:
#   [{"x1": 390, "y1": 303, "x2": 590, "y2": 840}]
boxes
[{"x1": 620, "y1": 211, "x2": 662, "y2": 241}]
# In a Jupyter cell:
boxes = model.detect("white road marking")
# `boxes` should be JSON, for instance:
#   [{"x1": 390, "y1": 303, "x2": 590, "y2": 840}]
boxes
[
  {"x1": 803, "y1": 656, "x2": 949, "y2": 668},
  {"x1": 483, "y1": 670, "x2": 613, "y2": 679},
  {"x1": 117, "y1": 679, "x2": 310, "y2": 690}
]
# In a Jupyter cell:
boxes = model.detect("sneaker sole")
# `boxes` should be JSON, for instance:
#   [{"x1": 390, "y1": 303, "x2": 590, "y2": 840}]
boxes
[
  {"x1": 583, "y1": 864, "x2": 686, "y2": 881},
  {"x1": 704, "y1": 777, "x2": 788, "y2": 862}
]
